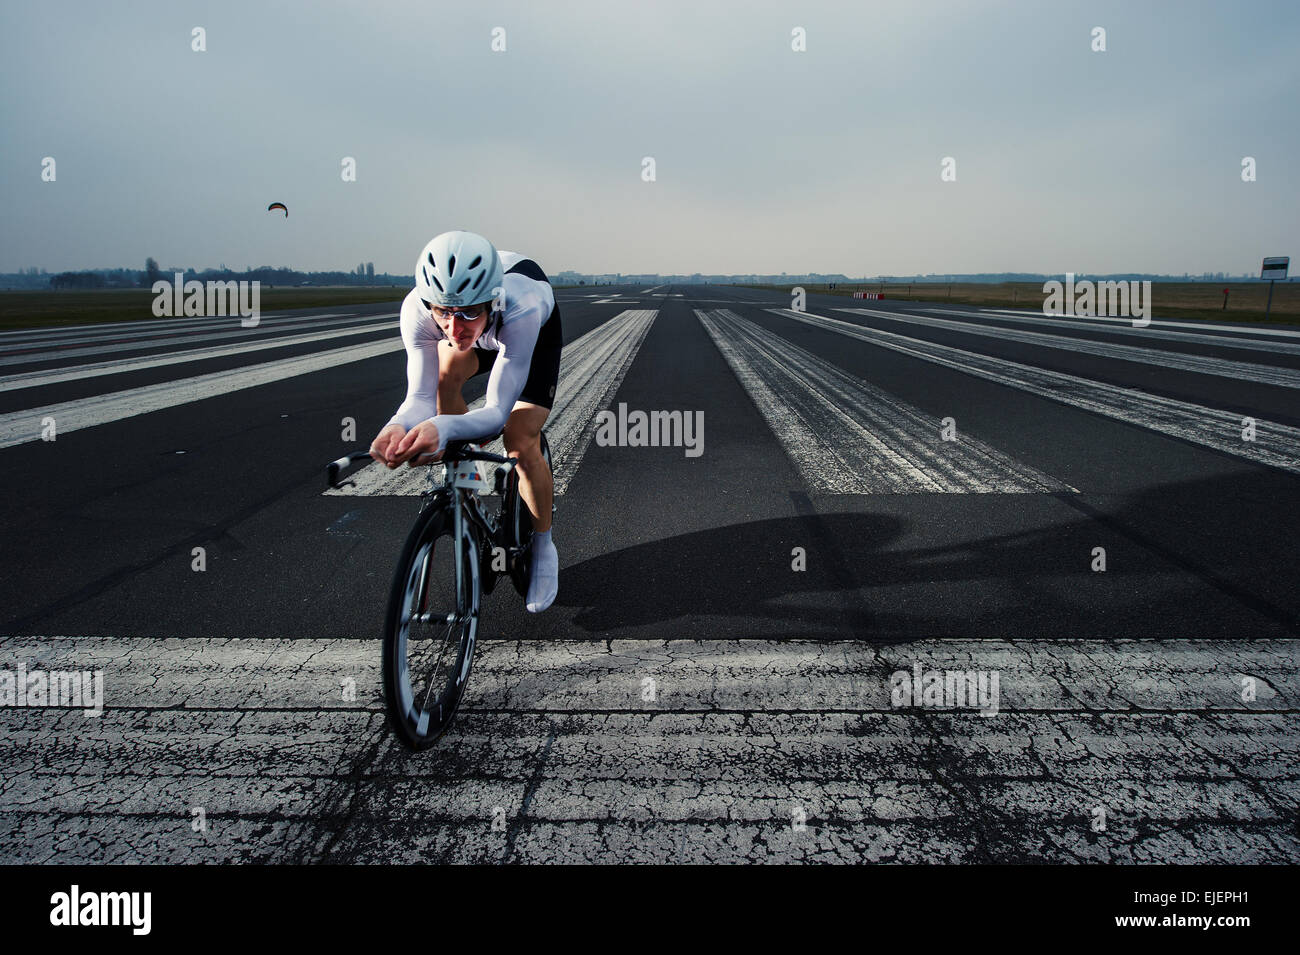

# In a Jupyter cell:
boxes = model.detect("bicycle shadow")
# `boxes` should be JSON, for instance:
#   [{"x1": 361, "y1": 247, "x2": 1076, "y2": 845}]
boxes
[
  {"x1": 554, "y1": 512, "x2": 902, "y2": 638},
  {"x1": 539, "y1": 466, "x2": 1300, "y2": 644}
]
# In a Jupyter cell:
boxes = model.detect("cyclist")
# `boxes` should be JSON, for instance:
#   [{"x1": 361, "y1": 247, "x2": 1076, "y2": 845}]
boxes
[{"x1": 369, "y1": 230, "x2": 562, "y2": 613}]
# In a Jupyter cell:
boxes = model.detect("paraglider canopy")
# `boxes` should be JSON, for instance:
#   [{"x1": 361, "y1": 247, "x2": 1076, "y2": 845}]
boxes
[{"x1": 267, "y1": 202, "x2": 288, "y2": 217}]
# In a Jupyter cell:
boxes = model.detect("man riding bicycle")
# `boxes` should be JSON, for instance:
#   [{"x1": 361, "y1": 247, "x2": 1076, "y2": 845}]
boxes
[{"x1": 369, "y1": 230, "x2": 562, "y2": 613}]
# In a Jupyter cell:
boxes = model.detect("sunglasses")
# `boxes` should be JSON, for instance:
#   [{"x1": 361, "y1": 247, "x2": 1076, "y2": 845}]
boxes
[{"x1": 422, "y1": 300, "x2": 488, "y2": 320}]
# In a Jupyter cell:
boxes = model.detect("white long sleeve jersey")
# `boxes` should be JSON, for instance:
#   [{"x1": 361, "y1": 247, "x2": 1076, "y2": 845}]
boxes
[{"x1": 388, "y1": 251, "x2": 555, "y2": 454}]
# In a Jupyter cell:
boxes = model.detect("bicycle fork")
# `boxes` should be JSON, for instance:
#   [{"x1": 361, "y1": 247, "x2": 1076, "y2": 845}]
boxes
[
  {"x1": 412, "y1": 490, "x2": 466, "y2": 628},
  {"x1": 452, "y1": 488, "x2": 467, "y2": 618}
]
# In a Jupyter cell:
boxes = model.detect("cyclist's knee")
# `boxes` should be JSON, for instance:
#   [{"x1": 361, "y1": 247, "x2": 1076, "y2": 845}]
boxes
[
  {"x1": 504, "y1": 408, "x2": 542, "y2": 446},
  {"x1": 503, "y1": 425, "x2": 539, "y2": 458}
]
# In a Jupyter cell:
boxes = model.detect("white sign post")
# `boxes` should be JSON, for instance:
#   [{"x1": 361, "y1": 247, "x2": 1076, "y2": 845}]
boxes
[{"x1": 1261, "y1": 256, "x2": 1289, "y2": 320}]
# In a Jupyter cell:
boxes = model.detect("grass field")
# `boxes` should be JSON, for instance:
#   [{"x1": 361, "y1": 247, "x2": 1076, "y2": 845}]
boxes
[
  {"x1": 2, "y1": 281, "x2": 1296, "y2": 331},
  {"x1": 739, "y1": 281, "x2": 1299, "y2": 325},
  {"x1": 0, "y1": 286, "x2": 409, "y2": 331}
]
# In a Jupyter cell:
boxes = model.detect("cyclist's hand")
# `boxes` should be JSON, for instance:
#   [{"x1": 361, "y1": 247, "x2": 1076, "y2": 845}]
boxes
[
  {"x1": 369, "y1": 423, "x2": 407, "y2": 467},
  {"x1": 391, "y1": 419, "x2": 442, "y2": 467}
]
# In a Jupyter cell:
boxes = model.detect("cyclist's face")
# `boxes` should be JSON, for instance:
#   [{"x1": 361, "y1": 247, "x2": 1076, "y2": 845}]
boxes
[{"x1": 426, "y1": 301, "x2": 489, "y2": 349}]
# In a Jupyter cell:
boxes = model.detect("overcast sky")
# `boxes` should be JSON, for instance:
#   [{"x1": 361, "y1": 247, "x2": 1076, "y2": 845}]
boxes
[{"x1": 3, "y1": 0, "x2": 1297, "y2": 277}]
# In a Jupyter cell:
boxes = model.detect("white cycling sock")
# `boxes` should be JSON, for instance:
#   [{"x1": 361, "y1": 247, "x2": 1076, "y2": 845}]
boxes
[{"x1": 526, "y1": 529, "x2": 558, "y2": 613}]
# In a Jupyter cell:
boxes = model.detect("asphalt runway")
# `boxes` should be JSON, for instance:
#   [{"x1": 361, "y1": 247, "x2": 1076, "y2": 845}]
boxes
[{"x1": 1, "y1": 285, "x2": 1297, "y2": 862}]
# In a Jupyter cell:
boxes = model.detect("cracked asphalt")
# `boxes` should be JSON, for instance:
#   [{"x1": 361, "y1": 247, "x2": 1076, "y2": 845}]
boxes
[
  {"x1": 1, "y1": 637, "x2": 1295, "y2": 863},
  {"x1": 3, "y1": 286, "x2": 1299, "y2": 863}
]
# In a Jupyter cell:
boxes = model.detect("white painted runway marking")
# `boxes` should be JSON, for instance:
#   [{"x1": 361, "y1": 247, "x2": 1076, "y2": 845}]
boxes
[
  {"x1": 838, "y1": 308, "x2": 1300, "y2": 389},
  {"x1": 699, "y1": 309, "x2": 1071, "y2": 493},
  {"x1": 771, "y1": 308, "x2": 1300, "y2": 475},
  {"x1": 0, "y1": 311, "x2": 352, "y2": 345},
  {"x1": 0, "y1": 338, "x2": 404, "y2": 449},
  {"x1": 1, "y1": 635, "x2": 1292, "y2": 711},
  {"x1": 0, "y1": 318, "x2": 398, "y2": 393},
  {"x1": 2, "y1": 635, "x2": 1294, "y2": 863},
  {"x1": 328, "y1": 309, "x2": 659, "y2": 497},
  {"x1": 993, "y1": 307, "x2": 1300, "y2": 340},
  {"x1": 914, "y1": 306, "x2": 1300, "y2": 355},
  {"x1": 0, "y1": 313, "x2": 396, "y2": 367}
]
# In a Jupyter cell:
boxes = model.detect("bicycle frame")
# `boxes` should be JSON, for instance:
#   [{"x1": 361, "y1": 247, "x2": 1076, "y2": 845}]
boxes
[
  {"x1": 326, "y1": 435, "x2": 548, "y2": 749},
  {"x1": 397, "y1": 454, "x2": 518, "y2": 697},
  {"x1": 357, "y1": 444, "x2": 520, "y2": 615},
  {"x1": 444, "y1": 477, "x2": 490, "y2": 615}
]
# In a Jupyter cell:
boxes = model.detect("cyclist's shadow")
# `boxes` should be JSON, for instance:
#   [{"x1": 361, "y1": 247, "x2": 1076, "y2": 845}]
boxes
[{"x1": 554, "y1": 512, "x2": 906, "y2": 639}]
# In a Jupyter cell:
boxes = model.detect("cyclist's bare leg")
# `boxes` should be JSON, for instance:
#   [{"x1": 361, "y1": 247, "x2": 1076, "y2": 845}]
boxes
[
  {"x1": 436, "y1": 341, "x2": 479, "y2": 415},
  {"x1": 503, "y1": 402, "x2": 552, "y2": 533}
]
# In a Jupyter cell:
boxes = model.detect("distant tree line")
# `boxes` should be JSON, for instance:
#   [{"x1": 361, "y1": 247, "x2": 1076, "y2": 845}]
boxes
[
  {"x1": 5, "y1": 261, "x2": 1282, "y2": 292},
  {"x1": 49, "y1": 268, "x2": 139, "y2": 289},
  {"x1": 4, "y1": 258, "x2": 403, "y2": 290}
]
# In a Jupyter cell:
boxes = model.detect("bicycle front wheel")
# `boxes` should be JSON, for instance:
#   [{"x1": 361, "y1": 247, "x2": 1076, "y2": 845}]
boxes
[{"x1": 382, "y1": 504, "x2": 481, "y2": 749}]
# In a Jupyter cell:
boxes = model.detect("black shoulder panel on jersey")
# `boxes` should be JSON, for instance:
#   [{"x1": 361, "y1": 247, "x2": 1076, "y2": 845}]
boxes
[{"x1": 505, "y1": 258, "x2": 549, "y2": 283}]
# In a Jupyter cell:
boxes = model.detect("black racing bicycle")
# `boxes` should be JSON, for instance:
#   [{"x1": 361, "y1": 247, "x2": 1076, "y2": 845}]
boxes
[{"x1": 327, "y1": 433, "x2": 552, "y2": 749}]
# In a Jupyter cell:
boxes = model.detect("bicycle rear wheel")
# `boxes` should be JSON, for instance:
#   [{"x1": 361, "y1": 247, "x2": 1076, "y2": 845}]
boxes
[
  {"x1": 382, "y1": 503, "x2": 480, "y2": 749},
  {"x1": 506, "y1": 431, "x2": 553, "y2": 597}
]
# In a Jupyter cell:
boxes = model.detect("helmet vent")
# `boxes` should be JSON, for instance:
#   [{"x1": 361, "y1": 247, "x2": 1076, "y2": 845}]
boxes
[
  {"x1": 472, "y1": 273, "x2": 484, "y2": 289},
  {"x1": 431, "y1": 275, "x2": 444, "y2": 292},
  {"x1": 448, "y1": 255, "x2": 456, "y2": 274},
  {"x1": 456, "y1": 277, "x2": 471, "y2": 293},
  {"x1": 469, "y1": 255, "x2": 482, "y2": 269}
]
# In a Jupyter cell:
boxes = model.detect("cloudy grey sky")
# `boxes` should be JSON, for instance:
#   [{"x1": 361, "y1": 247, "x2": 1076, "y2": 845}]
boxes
[{"x1": 3, "y1": 0, "x2": 1297, "y2": 277}]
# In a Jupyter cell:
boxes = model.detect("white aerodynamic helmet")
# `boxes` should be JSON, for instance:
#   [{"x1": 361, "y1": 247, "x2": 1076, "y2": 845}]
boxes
[{"x1": 414, "y1": 230, "x2": 503, "y2": 308}]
